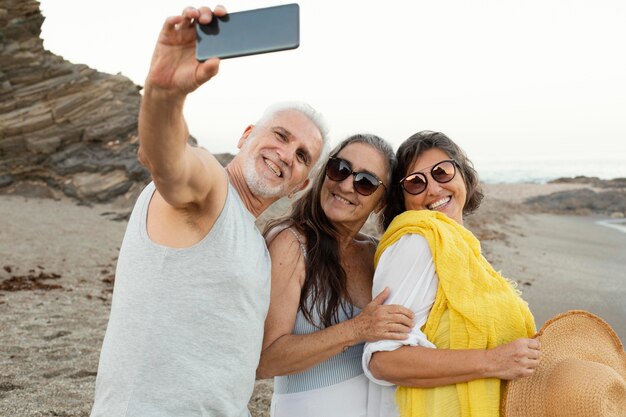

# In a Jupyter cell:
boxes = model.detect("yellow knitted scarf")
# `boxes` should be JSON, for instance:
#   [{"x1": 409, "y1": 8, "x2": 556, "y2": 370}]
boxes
[{"x1": 375, "y1": 210, "x2": 536, "y2": 417}]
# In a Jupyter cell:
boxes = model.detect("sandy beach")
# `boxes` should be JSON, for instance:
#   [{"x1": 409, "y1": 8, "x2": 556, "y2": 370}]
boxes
[
  {"x1": 477, "y1": 184, "x2": 626, "y2": 340},
  {"x1": 1, "y1": 182, "x2": 625, "y2": 416}
]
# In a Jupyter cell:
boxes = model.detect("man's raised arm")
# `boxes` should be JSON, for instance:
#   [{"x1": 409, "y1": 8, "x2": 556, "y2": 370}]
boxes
[{"x1": 138, "y1": 6, "x2": 226, "y2": 209}]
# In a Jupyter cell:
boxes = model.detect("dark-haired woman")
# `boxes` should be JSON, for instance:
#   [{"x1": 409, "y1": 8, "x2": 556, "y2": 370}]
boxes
[
  {"x1": 362, "y1": 131, "x2": 539, "y2": 417},
  {"x1": 257, "y1": 134, "x2": 414, "y2": 417}
]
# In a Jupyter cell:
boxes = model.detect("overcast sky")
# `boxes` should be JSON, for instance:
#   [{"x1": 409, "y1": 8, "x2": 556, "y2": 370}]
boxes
[{"x1": 39, "y1": 0, "x2": 626, "y2": 166}]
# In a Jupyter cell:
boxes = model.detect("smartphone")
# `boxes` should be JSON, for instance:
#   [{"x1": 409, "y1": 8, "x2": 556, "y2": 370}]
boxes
[{"x1": 195, "y1": 4, "x2": 300, "y2": 61}]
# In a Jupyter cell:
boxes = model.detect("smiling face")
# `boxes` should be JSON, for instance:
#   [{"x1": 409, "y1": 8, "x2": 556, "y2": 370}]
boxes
[
  {"x1": 403, "y1": 148, "x2": 467, "y2": 225},
  {"x1": 320, "y1": 142, "x2": 388, "y2": 229},
  {"x1": 239, "y1": 109, "x2": 324, "y2": 198}
]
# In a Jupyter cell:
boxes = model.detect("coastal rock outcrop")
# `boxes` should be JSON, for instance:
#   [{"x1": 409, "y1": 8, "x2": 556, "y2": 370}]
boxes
[
  {"x1": 525, "y1": 177, "x2": 626, "y2": 216},
  {"x1": 525, "y1": 187, "x2": 626, "y2": 216},
  {"x1": 0, "y1": 0, "x2": 148, "y2": 204}
]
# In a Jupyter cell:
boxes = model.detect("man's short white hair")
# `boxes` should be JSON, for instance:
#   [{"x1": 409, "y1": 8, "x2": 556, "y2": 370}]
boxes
[{"x1": 256, "y1": 101, "x2": 330, "y2": 179}]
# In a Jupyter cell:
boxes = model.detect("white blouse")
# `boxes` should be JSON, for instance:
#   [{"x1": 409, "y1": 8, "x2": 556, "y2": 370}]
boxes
[{"x1": 362, "y1": 233, "x2": 439, "y2": 417}]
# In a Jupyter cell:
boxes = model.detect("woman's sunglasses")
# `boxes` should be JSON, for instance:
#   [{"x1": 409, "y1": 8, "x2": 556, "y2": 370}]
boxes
[
  {"x1": 399, "y1": 160, "x2": 458, "y2": 195},
  {"x1": 325, "y1": 156, "x2": 386, "y2": 196}
]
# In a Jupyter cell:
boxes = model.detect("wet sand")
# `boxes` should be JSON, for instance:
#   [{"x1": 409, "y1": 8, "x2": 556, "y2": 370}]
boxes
[
  {"x1": 1, "y1": 182, "x2": 624, "y2": 416},
  {"x1": 484, "y1": 213, "x2": 626, "y2": 339}
]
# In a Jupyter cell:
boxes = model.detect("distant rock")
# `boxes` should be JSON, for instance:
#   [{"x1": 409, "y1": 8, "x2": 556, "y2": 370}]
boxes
[
  {"x1": 522, "y1": 176, "x2": 626, "y2": 215},
  {"x1": 214, "y1": 153, "x2": 235, "y2": 167},
  {"x1": 0, "y1": 0, "x2": 145, "y2": 204},
  {"x1": 0, "y1": 0, "x2": 207, "y2": 206},
  {"x1": 525, "y1": 188, "x2": 626, "y2": 216},
  {"x1": 550, "y1": 176, "x2": 626, "y2": 189}
]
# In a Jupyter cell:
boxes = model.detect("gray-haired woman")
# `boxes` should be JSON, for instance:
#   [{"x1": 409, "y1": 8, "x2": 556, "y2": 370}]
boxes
[{"x1": 257, "y1": 134, "x2": 414, "y2": 417}]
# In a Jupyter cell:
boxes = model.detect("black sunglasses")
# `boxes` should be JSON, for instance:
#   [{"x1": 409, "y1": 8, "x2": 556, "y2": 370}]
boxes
[
  {"x1": 325, "y1": 156, "x2": 386, "y2": 196},
  {"x1": 400, "y1": 159, "x2": 458, "y2": 195}
]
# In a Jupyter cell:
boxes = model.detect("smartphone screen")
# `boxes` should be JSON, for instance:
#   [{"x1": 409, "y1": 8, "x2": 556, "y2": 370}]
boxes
[{"x1": 195, "y1": 3, "x2": 300, "y2": 61}]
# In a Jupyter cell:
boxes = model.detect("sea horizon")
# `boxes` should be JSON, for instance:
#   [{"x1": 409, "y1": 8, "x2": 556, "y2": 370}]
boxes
[
  {"x1": 475, "y1": 156, "x2": 626, "y2": 184},
  {"x1": 475, "y1": 156, "x2": 626, "y2": 234}
]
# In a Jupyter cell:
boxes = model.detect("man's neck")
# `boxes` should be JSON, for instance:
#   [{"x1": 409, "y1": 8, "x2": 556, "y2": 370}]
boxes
[{"x1": 225, "y1": 163, "x2": 276, "y2": 218}]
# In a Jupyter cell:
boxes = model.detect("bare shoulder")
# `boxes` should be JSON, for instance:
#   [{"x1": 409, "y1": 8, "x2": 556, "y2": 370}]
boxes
[
  {"x1": 150, "y1": 143, "x2": 229, "y2": 216},
  {"x1": 147, "y1": 146, "x2": 231, "y2": 246},
  {"x1": 266, "y1": 227, "x2": 306, "y2": 284},
  {"x1": 190, "y1": 145, "x2": 229, "y2": 189},
  {"x1": 191, "y1": 145, "x2": 225, "y2": 168},
  {"x1": 267, "y1": 226, "x2": 306, "y2": 256}
]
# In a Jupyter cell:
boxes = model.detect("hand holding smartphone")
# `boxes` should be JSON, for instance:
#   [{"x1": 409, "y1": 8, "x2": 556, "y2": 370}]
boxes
[{"x1": 195, "y1": 3, "x2": 300, "y2": 61}]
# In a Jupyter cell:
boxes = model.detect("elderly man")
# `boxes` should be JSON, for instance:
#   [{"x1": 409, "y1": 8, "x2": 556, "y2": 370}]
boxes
[{"x1": 90, "y1": 6, "x2": 328, "y2": 417}]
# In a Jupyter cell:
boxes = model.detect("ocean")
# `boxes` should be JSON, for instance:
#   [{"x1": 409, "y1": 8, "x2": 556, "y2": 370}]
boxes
[
  {"x1": 475, "y1": 156, "x2": 626, "y2": 234},
  {"x1": 475, "y1": 157, "x2": 626, "y2": 184},
  {"x1": 597, "y1": 219, "x2": 626, "y2": 235}
]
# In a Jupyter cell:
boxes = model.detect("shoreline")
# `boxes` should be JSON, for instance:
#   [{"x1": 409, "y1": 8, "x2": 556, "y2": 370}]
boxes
[
  {"x1": 482, "y1": 213, "x2": 626, "y2": 340},
  {"x1": 597, "y1": 218, "x2": 626, "y2": 234},
  {"x1": 1, "y1": 182, "x2": 625, "y2": 416}
]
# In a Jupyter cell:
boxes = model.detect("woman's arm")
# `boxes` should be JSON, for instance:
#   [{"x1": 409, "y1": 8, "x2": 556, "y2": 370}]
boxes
[
  {"x1": 365, "y1": 234, "x2": 541, "y2": 387},
  {"x1": 363, "y1": 234, "x2": 439, "y2": 385},
  {"x1": 256, "y1": 229, "x2": 414, "y2": 379},
  {"x1": 370, "y1": 338, "x2": 541, "y2": 387},
  {"x1": 364, "y1": 235, "x2": 540, "y2": 388}
]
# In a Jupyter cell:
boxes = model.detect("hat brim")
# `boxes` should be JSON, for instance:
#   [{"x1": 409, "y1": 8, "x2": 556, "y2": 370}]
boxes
[{"x1": 502, "y1": 310, "x2": 626, "y2": 417}]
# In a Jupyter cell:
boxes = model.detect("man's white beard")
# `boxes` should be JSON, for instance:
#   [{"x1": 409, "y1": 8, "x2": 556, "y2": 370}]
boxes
[{"x1": 243, "y1": 155, "x2": 289, "y2": 199}]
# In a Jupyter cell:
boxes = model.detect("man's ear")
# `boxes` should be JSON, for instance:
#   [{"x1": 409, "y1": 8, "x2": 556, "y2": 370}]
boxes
[
  {"x1": 290, "y1": 178, "x2": 310, "y2": 197},
  {"x1": 237, "y1": 124, "x2": 255, "y2": 149}
]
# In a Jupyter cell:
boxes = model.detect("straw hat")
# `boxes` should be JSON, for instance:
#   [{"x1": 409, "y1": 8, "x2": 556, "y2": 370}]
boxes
[{"x1": 502, "y1": 310, "x2": 626, "y2": 417}]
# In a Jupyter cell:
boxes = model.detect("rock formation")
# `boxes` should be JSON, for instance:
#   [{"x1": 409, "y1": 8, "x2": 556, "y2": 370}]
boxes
[{"x1": 0, "y1": 0, "x2": 148, "y2": 204}]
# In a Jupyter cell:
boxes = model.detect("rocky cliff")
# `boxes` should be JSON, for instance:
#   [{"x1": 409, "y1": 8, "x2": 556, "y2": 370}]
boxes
[{"x1": 0, "y1": 0, "x2": 148, "y2": 204}]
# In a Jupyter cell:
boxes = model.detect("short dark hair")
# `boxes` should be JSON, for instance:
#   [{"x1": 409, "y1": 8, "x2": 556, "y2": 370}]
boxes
[{"x1": 383, "y1": 130, "x2": 484, "y2": 229}]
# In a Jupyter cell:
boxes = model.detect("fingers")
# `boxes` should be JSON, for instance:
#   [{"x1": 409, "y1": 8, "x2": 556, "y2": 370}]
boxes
[
  {"x1": 363, "y1": 323, "x2": 411, "y2": 342},
  {"x1": 369, "y1": 289, "x2": 414, "y2": 320},
  {"x1": 370, "y1": 304, "x2": 414, "y2": 327},
  {"x1": 179, "y1": 6, "x2": 201, "y2": 29},
  {"x1": 364, "y1": 296, "x2": 414, "y2": 329},
  {"x1": 374, "y1": 303, "x2": 414, "y2": 322},
  {"x1": 512, "y1": 337, "x2": 540, "y2": 350},
  {"x1": 182, "y1": 6, "x2": 200, "y2": 20},
  {"x1": 487, "y1": 338, "x2": 544, "y2": 380},
  {"x1": 166, "y1": 6, "x2": 227, "y2": 29},
  {"x1": 371, "y1": 319, "x2": 413, "y2": 341},
  {"x1": 163, "y1": 7, "x2": 198, "y2": 33},
  {"x1": 213, "y1": 4, "x2": 228, "y2": 17},
  {"x1": 383, "y1": 331, "x2": 412, "y2": 341},
  {"x1": 163, "y1": 15, "x2": 184, "y2": 32},
  {"x1": 376, "y1": 305, "x2": 414, "y2": 329},
  {"x1": 512, "y1": 338, "x2": 542, "y2": 377},
  {"x1": 196, "y1": 5, "x2": 228, "y2": 24},
  {"x1": 385, "y1": 311, "x2": 414, "y2": 328},
  {"x1": 527, "y1": 349, "x2": 541, "y2": 361},
  {"x1": 196, "y1": 7, "x2": 213, "y2": 24},
  {"x1": 385, "y1": 322, "x2": 413, "y2": 335},
  {"x1": 368, "y1": 309, "x2": 414, "y2": 342},
  {"x1": 195, "y1": 58, "x2": 220, "y2": 84},
  {"x1": 371, "y1": 287, "x2": 389, "y2": 305},
  {"x1": 518, "y1": 338, "x2": 542, "y2": 361},
  {"x1": 388, "y1": 305, "x2": 415, "y2": 320},
  {"x1": 161, "y1": 5, "x2": 229, "y2": 43}
]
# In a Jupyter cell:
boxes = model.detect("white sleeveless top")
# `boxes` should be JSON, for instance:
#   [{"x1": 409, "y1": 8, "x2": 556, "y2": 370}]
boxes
[
  {"x1": 267, "y1": 225, "x2": 372, "y2": 417},
  {"x1": 91, "y1": 182, "x2": 271, "y2": 417}
]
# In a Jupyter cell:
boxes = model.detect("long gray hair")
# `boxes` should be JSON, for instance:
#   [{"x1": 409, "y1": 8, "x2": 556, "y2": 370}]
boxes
[{"x1": 264, "y1": 133, "x2": 395, "y2": 328}]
